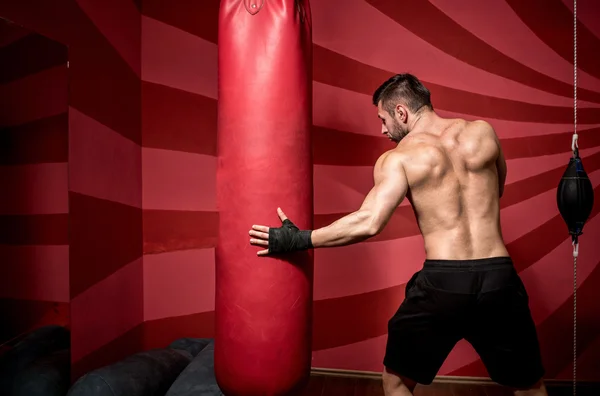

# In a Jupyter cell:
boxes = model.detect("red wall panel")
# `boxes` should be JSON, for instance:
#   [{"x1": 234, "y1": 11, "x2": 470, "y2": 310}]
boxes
[
  {"x1": 0, "y1": 23, "x2": 70, "y2": 343},
  {"x1": 0, "y1": 0, "x2": 143, "y2": 380}
]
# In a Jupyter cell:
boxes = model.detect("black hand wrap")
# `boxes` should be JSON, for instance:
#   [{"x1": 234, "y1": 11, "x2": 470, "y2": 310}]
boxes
[{"x1": 268, "y1": 219, "x2": 313, "y2": 254}]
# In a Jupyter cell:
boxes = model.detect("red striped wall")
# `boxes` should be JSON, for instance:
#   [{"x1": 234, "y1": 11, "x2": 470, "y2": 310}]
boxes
[
  {"x1": 0, "y1": 21, "x2": 70, "y2": 344},
  {"x1": 139, "y1": 0, "x2": 600, "y2": 382},
  {"x1": 140, "y1": 11, "x2": 217, "y2": 347},
  {"x1": 0, "y1": 0, "x2": 143, "y2": 380},
  {"x1": 67, "y1": 0, "x2": 143, "y2": 378},
  {"x1": 3, "y1": 0, "x2": 600, "y2": 384}
]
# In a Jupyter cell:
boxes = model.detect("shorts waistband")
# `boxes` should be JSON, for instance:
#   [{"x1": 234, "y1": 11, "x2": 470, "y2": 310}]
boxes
[{"x1": 423, "y1": 256, "x2": 513, "y2": 270}]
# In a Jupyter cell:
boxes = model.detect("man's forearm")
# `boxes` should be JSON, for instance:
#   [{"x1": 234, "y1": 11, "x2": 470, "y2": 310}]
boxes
[{"x1": 310, "y1": 210, "x2": 379, "y2": 248}]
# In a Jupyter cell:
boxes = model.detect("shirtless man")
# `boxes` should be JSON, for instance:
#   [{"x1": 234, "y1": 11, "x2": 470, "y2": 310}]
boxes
[{"x1": 248, "y1": 74, "x2": 547, "y2": 396}]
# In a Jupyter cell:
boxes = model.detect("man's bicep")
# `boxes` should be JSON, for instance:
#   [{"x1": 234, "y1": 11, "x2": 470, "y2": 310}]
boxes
[
  {"x1": 488, "y1": 124, "x2": 507, "y2": 197},
  {"x1": 496, "y1": 144, "x2": 507, "y2": 197},
  {"x1": 361, "y1": 155, "x2": 408, "y2": 230}
]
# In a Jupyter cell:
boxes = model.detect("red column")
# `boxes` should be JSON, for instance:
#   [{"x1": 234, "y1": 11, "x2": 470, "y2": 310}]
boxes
[{"x1": 215, "y1": 1, "x2": 313, "y2": 395}]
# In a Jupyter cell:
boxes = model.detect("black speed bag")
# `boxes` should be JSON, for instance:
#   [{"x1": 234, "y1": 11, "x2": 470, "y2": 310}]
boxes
[{"x1": 556, "y1": 155, "x2": 594, "y2": 237}]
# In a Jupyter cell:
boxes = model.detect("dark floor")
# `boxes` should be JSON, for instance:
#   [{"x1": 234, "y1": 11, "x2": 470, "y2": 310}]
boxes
[{"x1": 299, "y1": 375, "x2": 599, "y2": 395}]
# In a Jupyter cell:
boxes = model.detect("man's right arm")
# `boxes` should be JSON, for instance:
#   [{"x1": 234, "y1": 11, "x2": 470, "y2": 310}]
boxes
[
  {"x1": 310, "y1": 151, "x2": 408, "y2": 248},
  {"x1": 473, "y1": 120, "x2": 507, "y2": 198},
  {"x1": 496, "y1": 142, "x2": 507, "y2": 198}
]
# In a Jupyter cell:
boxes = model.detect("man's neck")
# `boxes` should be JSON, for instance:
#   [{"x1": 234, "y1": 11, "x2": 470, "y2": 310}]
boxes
[{"x1": 409, "y1": 109, "x2": 442, "y2": 135}]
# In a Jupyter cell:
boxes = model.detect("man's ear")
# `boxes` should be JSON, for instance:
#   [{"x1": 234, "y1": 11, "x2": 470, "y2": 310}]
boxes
[{"x1": 395, "y1": 103, "x2": 407, "y2": 123}]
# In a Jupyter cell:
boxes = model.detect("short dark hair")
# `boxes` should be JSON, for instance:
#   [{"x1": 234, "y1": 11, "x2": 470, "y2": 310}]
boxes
[{"x1": 372, "y1": 73, "x2": 433, "y2": 115}]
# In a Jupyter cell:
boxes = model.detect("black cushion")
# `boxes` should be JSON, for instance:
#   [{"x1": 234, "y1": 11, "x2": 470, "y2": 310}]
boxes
[
  {"x1": 67, "y1": 349, "x2": 192, "y2": 396},
  {"x1": 165, "y1": 340, "x2": 222, "y2": 396},
  {"x1": 0, "y1": 325, "x2": 70, "y2": 396},
  {"x1": 168, "y1": 338, "x2": 212, "y2": 358},
  {"x1": 10, "y1": 349, "x2": 70, "y2": 396}
]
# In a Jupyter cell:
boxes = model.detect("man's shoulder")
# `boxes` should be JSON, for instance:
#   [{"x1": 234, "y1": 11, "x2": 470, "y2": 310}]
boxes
[
  {"x1": 375, "y1": 148, "x2": 406, "y2": 171},
  {"x1": 442, "y1": 118, "x2": 493, "y2": 132},
  {"x1": 376, "y1": 148, "x2": 399, "y2": 164},
  {"x1": 466, "y1": 119, "x2": 495, "y2": 134},
  {"x1": 447, "y1": 119, "x2": 497, "y2": 144}
]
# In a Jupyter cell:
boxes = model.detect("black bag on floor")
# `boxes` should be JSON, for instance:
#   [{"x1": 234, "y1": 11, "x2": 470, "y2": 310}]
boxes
[
  {"x1": 165, "y1": 340, "x2": 222, "y2": 396},
  {"x1": 10, "y1": 349, "x2": 71, "y2": 396},
  {"x1": 67, "y1": 349, "x2": 192, "y2": 396},
  {"x1": 168, "y1": 338, "x2": 212, "y2": 358},
  {"x1": 0, "y1": 325, "x2": 70, "y2": 396}
]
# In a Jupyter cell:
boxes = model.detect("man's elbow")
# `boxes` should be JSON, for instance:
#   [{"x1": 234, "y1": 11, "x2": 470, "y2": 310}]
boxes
[
  {"x1": 364, "y1": 217, "x2": 386, "y2": 238},
  {"x1": 354, "y1": 210, "x2": 388, "y2": 239},
  {"x1": 361, "y1": 225, "x2": 379, "y2": 238}
]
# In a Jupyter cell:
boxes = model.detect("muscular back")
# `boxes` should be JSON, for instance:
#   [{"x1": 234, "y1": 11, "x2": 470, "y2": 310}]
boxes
[{"x1": 397, "y1": 119, "x2": 509, "y2": 260}]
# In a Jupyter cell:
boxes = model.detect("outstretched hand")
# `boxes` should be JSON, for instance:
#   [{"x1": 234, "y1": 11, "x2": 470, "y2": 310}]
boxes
[
  {"x1": 249, "y1": 208, "x2": 313, "y2": 256},
  {"x1": 249, "y1": 207, "x2": 289, "y2": 256}
]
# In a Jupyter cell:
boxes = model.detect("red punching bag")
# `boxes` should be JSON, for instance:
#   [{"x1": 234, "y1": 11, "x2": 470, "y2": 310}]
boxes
[{"x1": 215, "y1": 1, "x2": 313, "y2": 395}]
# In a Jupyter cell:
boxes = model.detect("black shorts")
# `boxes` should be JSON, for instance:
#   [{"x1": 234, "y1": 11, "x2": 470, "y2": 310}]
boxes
[{"x1": 384, "y1": 257, "x2": 545, "y2": 389}]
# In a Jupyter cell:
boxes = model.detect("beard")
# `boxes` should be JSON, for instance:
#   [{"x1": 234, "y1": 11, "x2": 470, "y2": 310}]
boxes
[{"x1": 387, "y1": 119, "x2": 408, "y2": 144}]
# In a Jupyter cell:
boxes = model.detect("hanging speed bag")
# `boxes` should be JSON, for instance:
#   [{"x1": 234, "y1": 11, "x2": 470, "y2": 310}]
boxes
[
  {"x1": 557, "y1": 154, "x2": 594, "y2": 239},
  {"x1": 215, "y1": 1, "x2": 314, "y2": 395}
]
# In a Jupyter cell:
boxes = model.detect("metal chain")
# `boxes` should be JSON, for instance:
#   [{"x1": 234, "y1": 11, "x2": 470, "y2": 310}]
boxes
[
  {"x1": 573, "y1": 1, "x2": 578, "y2": 395},
  {"x1": 573, "y1": 253, "x2": 577, "y2": 396},
  {"x1": 574, "y1": 0, "x2": 578, "y2": 137}
]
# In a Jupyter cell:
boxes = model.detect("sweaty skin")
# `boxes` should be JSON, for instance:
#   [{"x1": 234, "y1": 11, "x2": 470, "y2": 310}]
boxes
[{"x1": 395, "y1": 118, "x2": 509, "y2": 260}]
